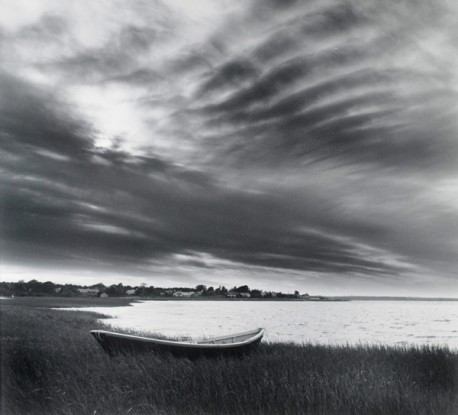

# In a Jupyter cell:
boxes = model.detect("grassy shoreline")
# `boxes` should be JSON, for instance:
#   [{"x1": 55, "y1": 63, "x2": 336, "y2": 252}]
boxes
[
  {"x1": 1, "y1": 297, "x2": 458, "y2": 415},
  {"x1": 0, "y1": 295, "x2": 140, "y2": 308}
]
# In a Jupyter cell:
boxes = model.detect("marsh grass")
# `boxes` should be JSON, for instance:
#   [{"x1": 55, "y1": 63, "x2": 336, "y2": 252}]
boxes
[{"x1": 1, "y1": 299, "x2": 457, "y2": 415}]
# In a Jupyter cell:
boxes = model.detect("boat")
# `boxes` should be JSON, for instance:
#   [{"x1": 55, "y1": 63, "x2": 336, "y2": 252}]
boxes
[{"x1": 90, "y1": 327, "x2": 265, "y2": 358}]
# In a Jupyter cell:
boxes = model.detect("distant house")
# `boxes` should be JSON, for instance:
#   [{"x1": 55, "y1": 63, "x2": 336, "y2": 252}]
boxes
[
  {"x1": 240, "y1": 292, "x2": 250, "y2": 298},
  {"x1": 126, "y1": 289, "x2": 136, "y2": 295},
  {"x1": 173, "y1": 291, "x2": 193, "y2": 297},
  {"x1": 226, "y1": 292, "x2": 237, "y2": 298},
  {"x1": 77, "y1": 288, "x2": 100, "y2": 296},
  {"x1": 100, "y1": 293, "x2": 108, "y2": 298},
  {"x1": 300, "y1": 293, "x2": 310, "y2": 299}
]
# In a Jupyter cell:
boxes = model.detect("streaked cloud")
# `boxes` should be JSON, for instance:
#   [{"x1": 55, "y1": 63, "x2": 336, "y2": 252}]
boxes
[{"x1": 1, "y1": 0, "x2": 457, "y2": 295}]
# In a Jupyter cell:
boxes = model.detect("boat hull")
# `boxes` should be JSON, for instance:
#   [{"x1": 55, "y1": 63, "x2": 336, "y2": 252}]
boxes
[{"x1": 91, "y1": 329, "x2": 264, "y2": 358}]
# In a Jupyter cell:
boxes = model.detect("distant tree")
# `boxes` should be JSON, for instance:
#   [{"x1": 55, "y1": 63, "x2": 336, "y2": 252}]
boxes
[
  {"x1": 26, "y1": 279, "x2": 42, "y2": 295},
  {"x1": 62, "y1": 284, "x2": 78, "y2": 297},
  {"x1": 12, "y1": 280, "x2": 26, "y2": 296},
  {"x1": 42, "y1": 281, "x2": 56, "y2": 295},
  {"x1": 142, "y1": 286, "x2": 159, "y2": 296},
  {"x1": 236, "y1": 285, "x2": 250, "y2": 293},
  {"x1": 215, "y1": 286, "x2": 228, "y2": 296},
  {"x1": 250, "y1": 289, "x2": 262, "y2": 298},
  {"x1": 294, "y1": 290, "x2": 300, "y2": 298},
  {"x1": 0, "y1": 282, "x2": 13, "y2": 297},
  {"x1": 91, "y1": 283, "x2": 107, "y2": 292},
  {"x1": 264, "y1": 291, "x2": 273, "y2": 298},
  {"x1": 195, "y1": 284, "x2": 207, "y2": 292},
  {"x1": 106, "y1": 283, "x2": 125, "y2": 297},
  {"x1": 205, "y1": 286, "x2": 215, "y2": 296}
]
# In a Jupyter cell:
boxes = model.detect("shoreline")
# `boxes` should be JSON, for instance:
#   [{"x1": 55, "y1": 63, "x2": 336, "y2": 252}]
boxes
[
  {"x1": 4, "y1": 296, "x2": 457, "y2": 349},
  {"x1": 3, "y1": 295, "x2": 458, "y2": 307},
  {"x1": 1, "y1": 297, "x2": 457, "y2": 415}
]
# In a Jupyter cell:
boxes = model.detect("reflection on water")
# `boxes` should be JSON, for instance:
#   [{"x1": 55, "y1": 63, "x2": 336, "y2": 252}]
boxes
[{"x1": 76, "y1": 300, "x2": 458, "y2": 348}]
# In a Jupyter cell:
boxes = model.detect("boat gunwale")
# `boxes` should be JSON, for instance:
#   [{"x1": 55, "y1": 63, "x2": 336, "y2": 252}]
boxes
[{"x1": 90, "y1": 328, "x2": 265, "y2": 349}]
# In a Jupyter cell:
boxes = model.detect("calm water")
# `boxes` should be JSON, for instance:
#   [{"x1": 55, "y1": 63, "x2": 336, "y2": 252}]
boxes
[{"x1": 76, "y1": 300, "x2": 458, "y2": 348}]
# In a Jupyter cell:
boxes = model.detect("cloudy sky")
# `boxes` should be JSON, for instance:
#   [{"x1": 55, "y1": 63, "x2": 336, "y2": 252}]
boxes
[{"x1": 1, "y1": 0, "x2": 458, "y2": 296}]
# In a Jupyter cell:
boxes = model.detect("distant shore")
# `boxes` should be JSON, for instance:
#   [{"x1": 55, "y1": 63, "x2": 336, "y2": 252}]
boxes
[
  {"x1": 331, "y1": 296, "x2": 458, "y2": 301},
  {"x1": 132, "y1": 295, "x2": 458, "y2": 302},
  {"x1": 1, "y1": 296, "x2": 457, "y2": 415},
  {"x1": 2, "y1": 295, "x2": 458, "y2": 309},
  {"x1": 3, "y1": 280, "x2": 457, "y2": 303}
]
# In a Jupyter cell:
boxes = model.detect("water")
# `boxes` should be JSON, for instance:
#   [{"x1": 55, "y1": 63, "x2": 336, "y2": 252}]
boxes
[{"x1": 75, "y1": 300, "x2": 458, "y2": 348}]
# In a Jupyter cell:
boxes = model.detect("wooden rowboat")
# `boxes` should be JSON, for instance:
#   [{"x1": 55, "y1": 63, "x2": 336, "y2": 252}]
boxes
[{"x1": 90, "y1": 328, "x2": 265, "y2": 358}]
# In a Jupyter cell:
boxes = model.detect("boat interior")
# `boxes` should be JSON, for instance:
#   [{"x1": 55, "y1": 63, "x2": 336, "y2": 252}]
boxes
[{"x1": 197, "y1": 329, "x2": 262, "y2": 345}]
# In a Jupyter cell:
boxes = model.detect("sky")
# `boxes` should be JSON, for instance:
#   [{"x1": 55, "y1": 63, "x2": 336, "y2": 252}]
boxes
[{"x1": 1, "y1": 0, "x2": 458, "y2": 296}]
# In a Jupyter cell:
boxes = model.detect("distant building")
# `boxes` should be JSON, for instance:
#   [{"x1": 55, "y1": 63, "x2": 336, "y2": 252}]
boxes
[
  {"x1": 300, "y1": 293, "x2": 310, "y2": 299},
  {"x1": 77, "y1": 288, "x2": 100, "y2": 296},
  {"x1": 240, "y1": 292, "x2": 250, "y2": 298},
  {"x1": 226, "y1": 292, "x2": 237, "y2": 298},
  {"x1": 173, "y1": 291, "x2": 193, "y2": 297},
  {"x1": 100, "y1": 293, "x2": 108, "y2": 298},
  {"x1": 126, "y1": 289, "x2": 136, "y2": 295}
]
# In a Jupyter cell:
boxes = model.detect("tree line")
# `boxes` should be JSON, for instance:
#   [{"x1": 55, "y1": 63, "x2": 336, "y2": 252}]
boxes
[{"x1": 0, "y1": 280, "x2": 302, "y2": 298}]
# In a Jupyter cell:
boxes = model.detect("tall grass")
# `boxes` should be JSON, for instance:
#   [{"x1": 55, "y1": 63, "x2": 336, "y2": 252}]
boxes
[{"x1": 1, "y1": 300, "x2": 457, "y2": 415}]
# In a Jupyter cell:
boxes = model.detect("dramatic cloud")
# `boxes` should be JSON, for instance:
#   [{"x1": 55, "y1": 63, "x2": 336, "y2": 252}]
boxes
[{"x1": 1, "y1": 0, "x2": 458, "y2": 295}]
